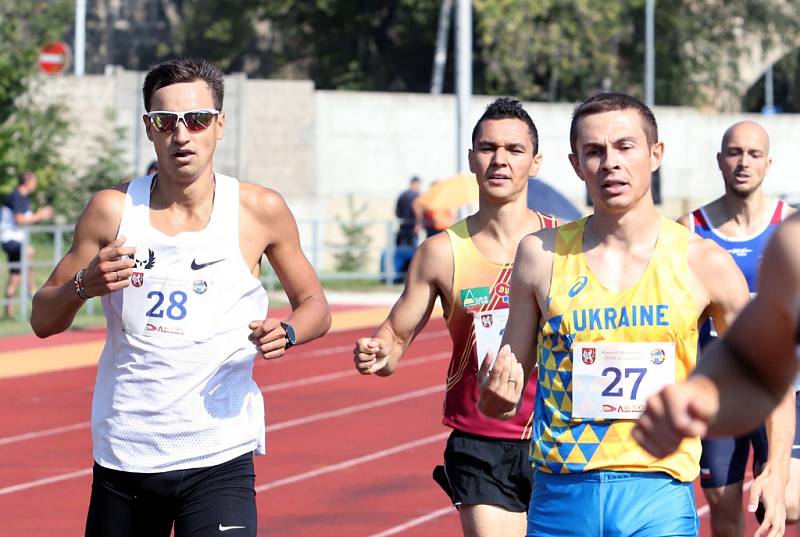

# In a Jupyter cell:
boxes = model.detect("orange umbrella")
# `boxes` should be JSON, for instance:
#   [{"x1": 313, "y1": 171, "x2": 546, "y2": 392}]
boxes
[{"x1": 413, "y1": 173, "x2": 478, "y2": 211}]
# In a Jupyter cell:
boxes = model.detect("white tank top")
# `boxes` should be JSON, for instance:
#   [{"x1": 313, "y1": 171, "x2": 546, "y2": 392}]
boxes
[{"x1": 92, "y1": 173, "x2": 268, "y2": 472}]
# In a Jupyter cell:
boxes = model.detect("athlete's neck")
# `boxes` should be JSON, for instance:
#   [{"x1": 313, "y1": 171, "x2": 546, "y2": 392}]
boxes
[
  {"x1": 585, "y1": 198, "x2": 660, "y2": 251},
  {"x1": 149, "y1": 171, "x2": 217, "y2": 235},
  {"x1": 150, "y1": 169, "x2": 216, "y2": 211},
  {"x1": 469, "y1": 195, "x2": 537, "y2": 261},
  {"x1": 713, "y1": 190, "x2": 773, "y2": 234}
]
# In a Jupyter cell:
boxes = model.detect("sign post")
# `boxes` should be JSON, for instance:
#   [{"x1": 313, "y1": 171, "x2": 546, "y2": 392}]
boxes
[{"x1": 38, "y1": 41, "x2": 72, "y2": 75}]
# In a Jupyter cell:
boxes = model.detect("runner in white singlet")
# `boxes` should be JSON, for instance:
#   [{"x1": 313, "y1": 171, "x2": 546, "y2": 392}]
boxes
[{"x1": 30, "y1": 58, "x2": 330, "y2": 537}]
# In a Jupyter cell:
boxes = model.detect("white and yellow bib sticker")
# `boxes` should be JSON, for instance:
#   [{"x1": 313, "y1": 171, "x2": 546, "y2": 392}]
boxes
[
  {"x1": 571, "y1": 342, "x2": 675, "y2": 420},
  {"x1": 473, "y1": 308, "x2": 509, "y2": 369}
]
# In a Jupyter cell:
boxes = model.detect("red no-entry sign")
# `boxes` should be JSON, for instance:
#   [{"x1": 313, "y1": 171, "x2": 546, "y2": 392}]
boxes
[{"x1": 38, "y1": 41, "x2": 72, "y2": 75}]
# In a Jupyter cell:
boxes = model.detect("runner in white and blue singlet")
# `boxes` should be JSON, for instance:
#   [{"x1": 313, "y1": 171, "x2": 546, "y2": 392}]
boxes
[{"x1": 679, "y1": 120, "x2": 798, "y2": 537}]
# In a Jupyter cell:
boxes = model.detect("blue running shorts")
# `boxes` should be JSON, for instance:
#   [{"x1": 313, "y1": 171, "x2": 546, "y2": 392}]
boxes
[
  {"x1": 794, "y1": 392, "x2": 800, "y2": 459},
  {"x1": 699, "y1": 425, "x2": 768, "y2": 488},
  {"x1": 527, "y1": 470, "x2": 698, "y2": 537}
]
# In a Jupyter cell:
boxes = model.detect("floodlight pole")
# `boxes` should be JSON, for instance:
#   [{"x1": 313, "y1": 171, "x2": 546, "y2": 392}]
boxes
[
  {"x1": 644, "y1": 0, "x2": 655, "y2": 106},
  {"x1": 431, "y1": 0, "x2": 453, "y2": 95},
  {"x1": 764, "y1": 65, "x2": 775, "y2": 113},
  {"x1": 455, "y1": 0, "x2": 472, "y2": 172},
  {"x1": 75, "y1": 0, "x2": 86, "y2": 75}
]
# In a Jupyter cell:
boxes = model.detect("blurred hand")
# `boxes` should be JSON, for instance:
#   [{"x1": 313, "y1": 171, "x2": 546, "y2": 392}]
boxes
[
  {"x1": 248, "y1": 318, "x2": 291, "y2": 360},
  {"x1": 81, "y1": 236, "x2": 136, "y2": 297},
  {"x1": 353, "y1": 337, "x2": 390, "y2": 374},
  {"x1": 749, "y1": 464, "x2": 787, "y2": 537},
  {"x1": 477, "y1": 344, "x2": 524, "y2": 420},
  {"x1": 632, "y1": 376, "x2": 720, "y2": 458},
  {"x1": 37, "y1": 206, "x2": 54, "y2": 220}
]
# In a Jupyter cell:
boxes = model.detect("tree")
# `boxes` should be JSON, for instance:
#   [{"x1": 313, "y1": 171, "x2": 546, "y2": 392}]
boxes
[
  {"x1": 743, "y1": 50, "x2": 800, "y2": 114},
  {"x1": 332, "y1": 195, "x2": 371, "y2": 273},
  {"x1": 257, "y1": 0, "x2": 443, "y2": 92},
  {"x1": 636, "y1": 0, "x2": 800, "y2": 109},
  {"x1": 50, "y1": 109, "x2": 131, "y2": 222},
  {"x1": 0, "y1": 0, "x2": 73, "y2": 196},
  {"x1": 472, "y1": 0, "x2": 800, "y2": 109},
  {"x1": 473, "y1": 0, "x2": 630, "y2": 102},
  {"x1": 43, "y1": 1, "x2": 800, "y2": 113}
]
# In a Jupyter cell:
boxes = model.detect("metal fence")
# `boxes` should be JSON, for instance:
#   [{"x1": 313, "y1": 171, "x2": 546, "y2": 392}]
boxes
[{"x1": 1, "y1": 219, "x2": 415, "y2": 323}]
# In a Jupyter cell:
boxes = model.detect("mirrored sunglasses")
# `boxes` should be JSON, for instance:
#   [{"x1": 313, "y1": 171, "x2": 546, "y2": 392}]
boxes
[{"x1": 146, "y1": 109, "x2": 220, "y2": 134}]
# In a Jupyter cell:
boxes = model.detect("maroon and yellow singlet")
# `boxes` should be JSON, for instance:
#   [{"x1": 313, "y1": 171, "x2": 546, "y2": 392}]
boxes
[{"x1": 442, "y1": 212, "x2": 558, "y2": 439}]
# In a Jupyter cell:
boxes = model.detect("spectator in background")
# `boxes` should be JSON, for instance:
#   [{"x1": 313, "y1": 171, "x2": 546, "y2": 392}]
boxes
[
  {"x1": 395, "y1": 176, "x2": 421, "y2": 247},
  {"x1": 146, "y1": 160, "x2": 158, "y2": 176},
  {"x1": 416, "y1": 181, "x2": 456, "y2": 237},
  {"x1": 421, "y1": 206, "x2": 455, "y2": 237},
  {"x1": 0, "y1": 171, "x2": 54, "y2": 318}
]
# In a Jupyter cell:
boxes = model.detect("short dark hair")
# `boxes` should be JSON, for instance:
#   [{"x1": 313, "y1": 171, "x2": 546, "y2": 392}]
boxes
[
  {"x1": 142, "y1": 58, "x2": 225, "y2": 112},
  {"x1": 18, "y1": 171, "x2": 35, "y2": 185},
  {"x1": 569, "y1": 92, "x2": 658, "y2": 154},
  {"x1": 471, "y1": 97, "x2": 539, "y2": 154}
]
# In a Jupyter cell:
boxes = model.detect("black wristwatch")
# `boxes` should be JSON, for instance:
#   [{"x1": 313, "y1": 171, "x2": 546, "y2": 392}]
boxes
[{"x1": 280, "y1": 321, "x2": 296, "y2": 350}]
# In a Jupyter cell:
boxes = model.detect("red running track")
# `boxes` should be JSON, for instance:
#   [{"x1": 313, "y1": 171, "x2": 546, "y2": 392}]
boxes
[{"x1": 0, "y1": 318, "x2": 770, "y2": 536}]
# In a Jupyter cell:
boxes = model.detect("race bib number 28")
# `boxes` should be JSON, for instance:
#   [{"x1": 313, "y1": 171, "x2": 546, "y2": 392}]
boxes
[
  {"x1": 122, "y1": 275, "x2": 208, "y2": 340},
  {"x1": 571, "y1": 342, "x2": 675, "y2": 419}
]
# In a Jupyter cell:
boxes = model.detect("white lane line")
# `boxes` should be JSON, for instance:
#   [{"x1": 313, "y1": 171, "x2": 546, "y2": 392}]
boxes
[
  {"x1": 255, "y1": 432, "x2": 450, "y2": 492},
  {"x1": 365, "y1": 507, "x2": 455, "y2": 537},
  {"x1": 262, "y1": 352, "x2": 449, "y2": 393},
  {"x1": 0, "y1": 468, "x2": 92, "y2": 496},
  {"x1": 268, "y1": 385, "x2": 443, "y2": 431},
  {"x1": 261, "y1": 329, "x2": 450, "y2": 362},
  {"x1": 0, "y1": 352, "x2": 449, "y2": 446},
  {"x1": 0, "y1": 385, "x2": 444, "y2": 495},
  {"x1": 0, "y1": 422, "x2": 90, "y2": 446}
]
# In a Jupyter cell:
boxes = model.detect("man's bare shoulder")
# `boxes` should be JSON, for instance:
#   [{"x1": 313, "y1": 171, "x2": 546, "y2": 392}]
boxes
[
  {"x1": 511, "y1": 227, "x2": 557, "y2": 290},
  {"x1": 83, "y1": 186, "x2": 127, "y2": 221},
  {"x1": 770, "y1": 214, "x2": 800, "y2": 271},
  {"x1": 679, "y1": 198, "x2": 723, "y2": 228},
  {"x1": 518, "y1": 226, "x2": 558, "y2": 260},
  {"x1": 70, "y1": 186, "x2": 128, "y2": 246},
  {"x1": 239, "y1": 182, "x2": 290, "y2": 219},
  {"x1": 779, "y1": 210, "x2": 800, "y2": 232},
  {"x1": 687, "y1": 233, "x2": 738, "y2": 279},
  {"x1": 413, "y1": 231, "x2": 453, "y2": 276}
]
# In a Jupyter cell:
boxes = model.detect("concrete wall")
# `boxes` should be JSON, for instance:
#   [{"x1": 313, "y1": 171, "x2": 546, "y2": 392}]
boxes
[{"x1": 35, "y1": 70, "x2": 800, "y2": 269}]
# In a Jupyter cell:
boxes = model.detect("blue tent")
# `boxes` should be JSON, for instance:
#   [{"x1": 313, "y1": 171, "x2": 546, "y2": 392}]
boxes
[{"x1": 527, "y1": 177, "x2": 582, "y2": 222}]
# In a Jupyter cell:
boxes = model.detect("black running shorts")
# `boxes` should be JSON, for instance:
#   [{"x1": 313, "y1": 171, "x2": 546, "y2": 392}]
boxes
[
  {"x1": 439, "y1": 429, "x2": 533, "y2": 512},
  {"x1": 85, "y1": 451, "x2": 256, "y2": 537}
]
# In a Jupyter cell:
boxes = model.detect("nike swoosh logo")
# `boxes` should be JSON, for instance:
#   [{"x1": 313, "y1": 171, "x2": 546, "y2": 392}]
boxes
[
  {"x1": 218, "y1": 524, "x2": 246, "y2": 532},
  {"x1": 191, "y1": 258, "x2": 225, "y2": 270}
]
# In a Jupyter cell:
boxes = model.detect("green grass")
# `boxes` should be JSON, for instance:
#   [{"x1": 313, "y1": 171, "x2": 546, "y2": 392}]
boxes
[
  {"x1": 322, "y1": 279, "x2": 403, "y2": 292},
  {"x1": 0, "y1": 235, "x2": 401, "y2": 339},
  {"x1": 0, "y1": 310, "x2": 107, "y2": 338}
]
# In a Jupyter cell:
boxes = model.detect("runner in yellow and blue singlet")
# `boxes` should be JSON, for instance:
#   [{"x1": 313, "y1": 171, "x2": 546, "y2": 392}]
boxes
[
  {"x1": 478, "y1": 93, "x2": 750, "y2": 537},
  {"x1": 530, "y1": 216, "x2": 701, "y2": 535}
]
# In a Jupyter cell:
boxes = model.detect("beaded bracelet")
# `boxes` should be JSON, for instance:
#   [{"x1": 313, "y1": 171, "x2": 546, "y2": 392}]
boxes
[{"x1": 73, "y1": 269, "x2": 92, "y2": 300}]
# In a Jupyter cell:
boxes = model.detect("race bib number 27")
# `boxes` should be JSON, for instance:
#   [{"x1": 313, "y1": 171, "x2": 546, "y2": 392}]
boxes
[{"x1": 571, "y1": 342, "x2": 675, "y2": 420}]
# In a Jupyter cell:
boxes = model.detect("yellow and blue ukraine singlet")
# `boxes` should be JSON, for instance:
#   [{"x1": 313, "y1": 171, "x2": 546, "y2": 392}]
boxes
[{"x1": 532, "y1": 216, "x2": 701, "y2": 482}]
